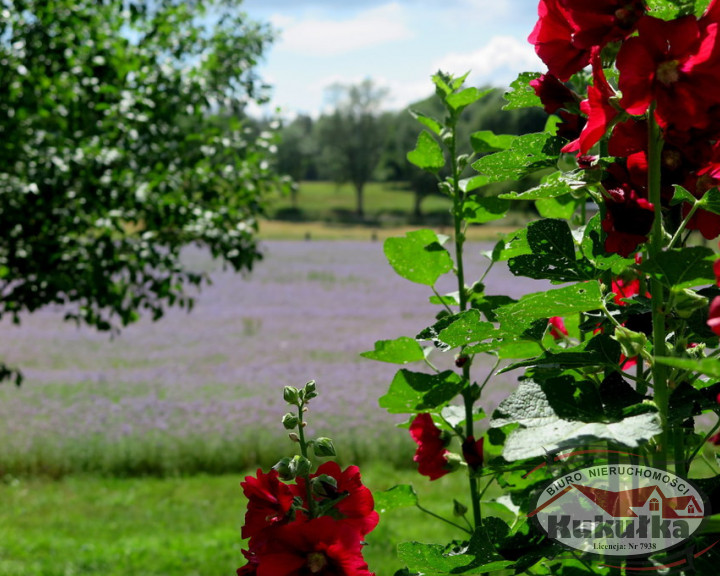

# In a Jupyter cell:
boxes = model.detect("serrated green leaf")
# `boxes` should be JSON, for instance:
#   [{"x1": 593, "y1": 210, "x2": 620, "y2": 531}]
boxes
[
  {"x1": 409, "y1": 109, "x2": 442, "y2": 135},
  {"x1": 483, "y1": 228, "x2": 531, "y2": 262},
  {"x1": 374, "y1": 484, "x2": 418, "y2": 512},
  {"x1": 496, "y1": 282, "x2": 603, "y2": 335},
  {"x1": 641, "y1": 246, "x2": 716, "y2": 289},
  {"x1": 417, "y1": 309, "x2": 499, "y2": 350},
  {"x1": 384, "y1": 230, "x2": 453, "y2": 286},
  {"x1": 379, "y1": 369, "x2": 464, "y2": 413},
  {"x1": 490, "y1": 380, "x2": 661, "y2": 461},
  {"x1": 463, "y1": 196, "x2": 511, "y2": 224},
  {"x1": 470, "y1": 130, "x2": 516, "y2": 154},
  {"x1": 361, "y1": 337, "x2": 425, "y2": 364},
  {"x1": 472, "y1": 133, "x2": 564, "y2": 183},
  {"x1": 503, "y1": 72, "x2": 542, "y2": 110},
  {"x1": 580, "y1": 215, "x2": 634, "y2": 274},
  {"x1": 459, "y1": 175, "x2": 489, "y2": 193},
  {"x1": 407, "y1": 131, "x2": 445, "y2": 173}
]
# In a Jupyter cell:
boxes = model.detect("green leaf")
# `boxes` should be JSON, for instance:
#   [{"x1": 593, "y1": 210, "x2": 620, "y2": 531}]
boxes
[
  {"x1": 508, "y1": 219, "x2": 594, "y2": 283},
  {"x1": 580, "y1": 214, "x2": 634, "y2": 274},
  {"x1": 398, "y1": 530, "x2": 514, "y2": 575},
  {"x1": 472, "y1": 133, "x2": 564, "y2": 183},
  {"x1": 409, "y1": 109, "x2": 442, "y2": 135},
  {"x1": 459, "y1": 175, "x2": 489, "y2": 193},
  {"x1": 374, "y1": 484, "x2": 418, "y2": 512},
  {"x1": 379, "y1": 369, "x2": 464, "y2": 413},
  {"x1": 499, "y1": 171, "x2": 578, "y2": 201},
  {"x1": 496, "y1": 282, "x2": 603, "y2": 336},
  {"x1": 640, "y1": 246, "x2": 716, "y2": 289},
  {"x1": 671, "y1": 185, "x2": 696, "y2": 206},
  {"x1": 490, "y1": 380, "x2": 661, "y2": 461},
  {"x1": 407, "y1": 131, "x2": 445, "y2": 173},
  {"x1": 698, "y1": 187, "x2": 720, "y2": 215},
  {"x1": 470, "y1": 130, "x2": 516, "y2": 154},
  {"x1": 384, "y1": 230, "x2": 453, "y2": 286},
  {"x1": 463, "y1": 196, "x2": 511, "y2": 224},
  {"x1": 483, "y1": 228, "x2": 532, "y2": 262},
  {"x1": 446, "y1": 87, "x2": 493, "y2": 114},
  {"x1": 655, "y1": 356, "x2": 720, "y2": 382},
  {"x1": 536, "y1": 194, "x2": 581, "y2": 219},
  {"x1": 503, "y1": 72, "x2": 542, "y2": 110},
  {"x1": 361, "y1": 337, "x2": 425, "y2": 364},
  {"x1": 499, "y1": 334, "x2": 621, "y2": 374},
  {"x1": 417, "y1": 309, "x2": 499, "y2": 350}
]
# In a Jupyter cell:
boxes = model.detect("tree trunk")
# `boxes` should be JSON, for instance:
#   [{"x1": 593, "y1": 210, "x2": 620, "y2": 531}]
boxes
[{"x1": 355, "y1": 183, "x2": 364, "y2": 218}]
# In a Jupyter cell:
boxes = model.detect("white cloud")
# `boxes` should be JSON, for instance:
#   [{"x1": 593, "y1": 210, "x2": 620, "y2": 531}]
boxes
[
  {"x1": 432, "y1": 35, "x2": 543, "y2": 88},
  {"x1": 270, "y1": 3, "x2": 413, "y2": 56}
]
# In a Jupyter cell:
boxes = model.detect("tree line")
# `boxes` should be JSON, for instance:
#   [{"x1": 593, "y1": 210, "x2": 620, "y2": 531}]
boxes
[{"x1": 276, "y1": 79, "x2": 548, "y2": 218}]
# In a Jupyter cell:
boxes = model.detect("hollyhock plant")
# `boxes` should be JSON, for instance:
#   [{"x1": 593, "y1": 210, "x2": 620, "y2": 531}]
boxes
[
  {"x1": 559, "y1": 0, "x2": 645, "y2": 49},
  {"x1": 238, "y1": 382, "x2": 376, "y2": 576},
  {"x1": 409, "y1": 413, "x2": 452, "y2": 480},
  {"x1": 708, "y1": 296, "x2": 720, "y2": 336}
]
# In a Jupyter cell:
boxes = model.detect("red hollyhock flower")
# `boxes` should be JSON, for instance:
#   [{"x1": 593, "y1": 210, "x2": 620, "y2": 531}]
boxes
[
  {"x1": 462, "y1": 436, "x2": 484, "y2": 471},
  {"x1": 708, "y1": 296, "x2": 720, "y2": 336},
  {"x1": 530, "y1": 73, "x2": 578, "y2": 114},
  {"x1": 529, "y1": 0, "x2": 590, "y2": 81},
  {"x1": 617, "y1": 9, "x2": 720, "y2": 131},
  {"x1": 714, "y1": 257, "x2": 720, "y2": 287},
  {"x1": 560, "y1": 0, "x2": 645, "y2": 49},
  {"x1": 548, "y1": 316, "x2": 568, "y2": 339},
  {"x1": 296, "y1": 462, "x2": 379, "y2": 537},
  {"x1": 241, "y1": 468, "x2": 296, "y2": 540},
  {"x1": 249, "y1": 517, "x2": 374, "y2": 576},
  {"x1": 708, "y1": 432, "x2": 720, "y2": 445},
  {"x1": 409, "y1": 413, "x2": 451, "y2": 480},
  {"x1": 684, "y1": 155, "x2": 720, "y2": 239},
  {"x1": 602, "y1": 159, "x2": 655, "y2": 257}
]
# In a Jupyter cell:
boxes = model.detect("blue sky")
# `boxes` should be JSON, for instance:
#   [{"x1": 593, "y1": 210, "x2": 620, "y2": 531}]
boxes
[{"x1": 241, "y1": 0, "x2": 544, "y2": 117}]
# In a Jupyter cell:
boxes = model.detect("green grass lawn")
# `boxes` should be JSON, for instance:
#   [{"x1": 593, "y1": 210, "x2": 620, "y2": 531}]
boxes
[{"x1": 0, "y1": 463, "x2": 471, "y2": 576}]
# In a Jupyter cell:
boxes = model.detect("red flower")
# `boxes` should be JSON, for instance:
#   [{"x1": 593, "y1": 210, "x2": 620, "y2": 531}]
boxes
[
  {"x1": 714, "y1": 258, "x2": 720, "y2": 287},
  {"x1": 530, "y1": 73, "x2": 578, "y2": 114},
  {"x1": 708, "y1": 432, "x2": 720, "y2": 445},
  {"x1": 296, "y1": 462, "x2": 379, "y2": 537},
  {"x1": 249, "y1": 517, "x2": 374, "y2": 576},
  {"x1": 602, "y1": 159, "x2": 655, "y2": 257},
  {"x1": 684, "y1": 155, "x2": 720, "y2": 239},
  {"x1": 548, "y1": 316, "x2": 568, "y2": 339},
  {"x1": 529, "y1": 0, "x2": 590, "y2": 81},
  {"x1": 560, "y1": 0, "x2": 645, "y2": 49},
  {"x1": 611, "y1": 277, "x2": 642, "y2": 305},
  {"x1": 617, "y1": 10, "x2": 720, "y2": 131},
  {"x1": 241, "y1": 469, "x2": 296, "y2": 540},
  {"x1": 707, "y1": 296, "x2": 720, "y2": 336},
  {"x1": 462, "y1": 436, "x2": 484, "y2": 471},
  {"x1": 409, "y1": 413, "x2": 451, "y2": 480},
  {"x1": 572, "y1": 50, "x2": 620, "y2": 154}
]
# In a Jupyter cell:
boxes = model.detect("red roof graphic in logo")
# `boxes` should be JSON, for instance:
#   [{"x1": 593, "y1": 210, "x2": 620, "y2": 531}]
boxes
[{"x1": 529, "y1": 484, "x2": 704, "y2": 519}]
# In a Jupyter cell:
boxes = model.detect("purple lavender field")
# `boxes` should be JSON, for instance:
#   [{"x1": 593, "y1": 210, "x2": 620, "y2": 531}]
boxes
[{"x1": 0, "y1": 240, "x2": 546, "y2": 476}]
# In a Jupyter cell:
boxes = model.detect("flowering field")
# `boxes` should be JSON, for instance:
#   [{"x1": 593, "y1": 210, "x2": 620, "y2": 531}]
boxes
[{"x1": 0, "y1": 240, "x2": 547, "y2": 478}]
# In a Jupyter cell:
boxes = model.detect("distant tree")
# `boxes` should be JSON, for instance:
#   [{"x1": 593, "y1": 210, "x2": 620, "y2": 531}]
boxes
[
  {"x1": 277, "y1": 115, "x2": 317, "y2": 207},
  {"x1": 317, "y1": 79, "x2": 388, "y2": 218},
  {"x1": 0, "y1": 0, "x2": 283, "y2": 383}
]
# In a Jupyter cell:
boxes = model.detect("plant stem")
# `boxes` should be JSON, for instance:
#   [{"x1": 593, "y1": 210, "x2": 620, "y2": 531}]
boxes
[
  {"x1": 415, "y1": 503, "x2": 472, "y2": 534},
  {"x1": 296, "y1": 403, "x2": 316, "y2": 518},
  {"x1": 449, "y1": 117, "x2": 482, "y2": 531},
  {"x1": 647, "y1": 106, "x2": 670, "y2": 471}
]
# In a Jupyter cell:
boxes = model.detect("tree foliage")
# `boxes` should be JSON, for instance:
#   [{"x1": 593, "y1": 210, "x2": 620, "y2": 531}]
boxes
[{"x1": 0, "y1": 0, "x2": 284, "y2": 383}]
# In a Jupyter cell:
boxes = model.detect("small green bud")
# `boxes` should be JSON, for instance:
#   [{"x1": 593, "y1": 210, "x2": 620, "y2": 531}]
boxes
[
  {"x1": 282, "y1": 413, "x2": 299, "y2": 430},
  {"x1": 312, "y1": 437, "x2": 336, "y2": 458},
  {"x1": 273, "y1": 457, "x2": 296, "y2": 481},
  {"x1": 444, "y1": 452, "x2": 464, "y2": 473},
  {"x1": 294, "y1": 455, "x2": 312, "y2": 477},
  {"x1": 288, "y1": 432, "x2": 300, "y2": 443},
  {"x1": 283, "y1": 386, "x2": 300, "y2": 406},
  {"x1": 673, "y1": 288, "x2": 708, "y2": 319},
  {"x1": 311, "y1": 474, "x2": 338, "y2": 498},
  {"x1": 456, "y1": 154, "x2": 470, "y2": 172},
  {"x1": 613, "y1": 325, "x2": 647, "y2": 359},
  {"x1": 453, "y1": 499, "x2": 469, "y2": 517},
  {"x1": 303, "y1": 380, "x2": 318, "y2": 401}
]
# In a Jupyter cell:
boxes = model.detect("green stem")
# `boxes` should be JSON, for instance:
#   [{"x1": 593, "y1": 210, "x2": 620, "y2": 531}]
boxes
[
  {"x1": 668, "y1": 200, "x2": 700, "y2": 249},
  {"x1": 415, "y1": 503, "x2": 472, "y2": 534},
  {"x1": 647, "y1": 106, "x2": 670, "y2": 472},
  {"x1": 296, "y1": 403, "x2": 317, "y2": 518}
]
